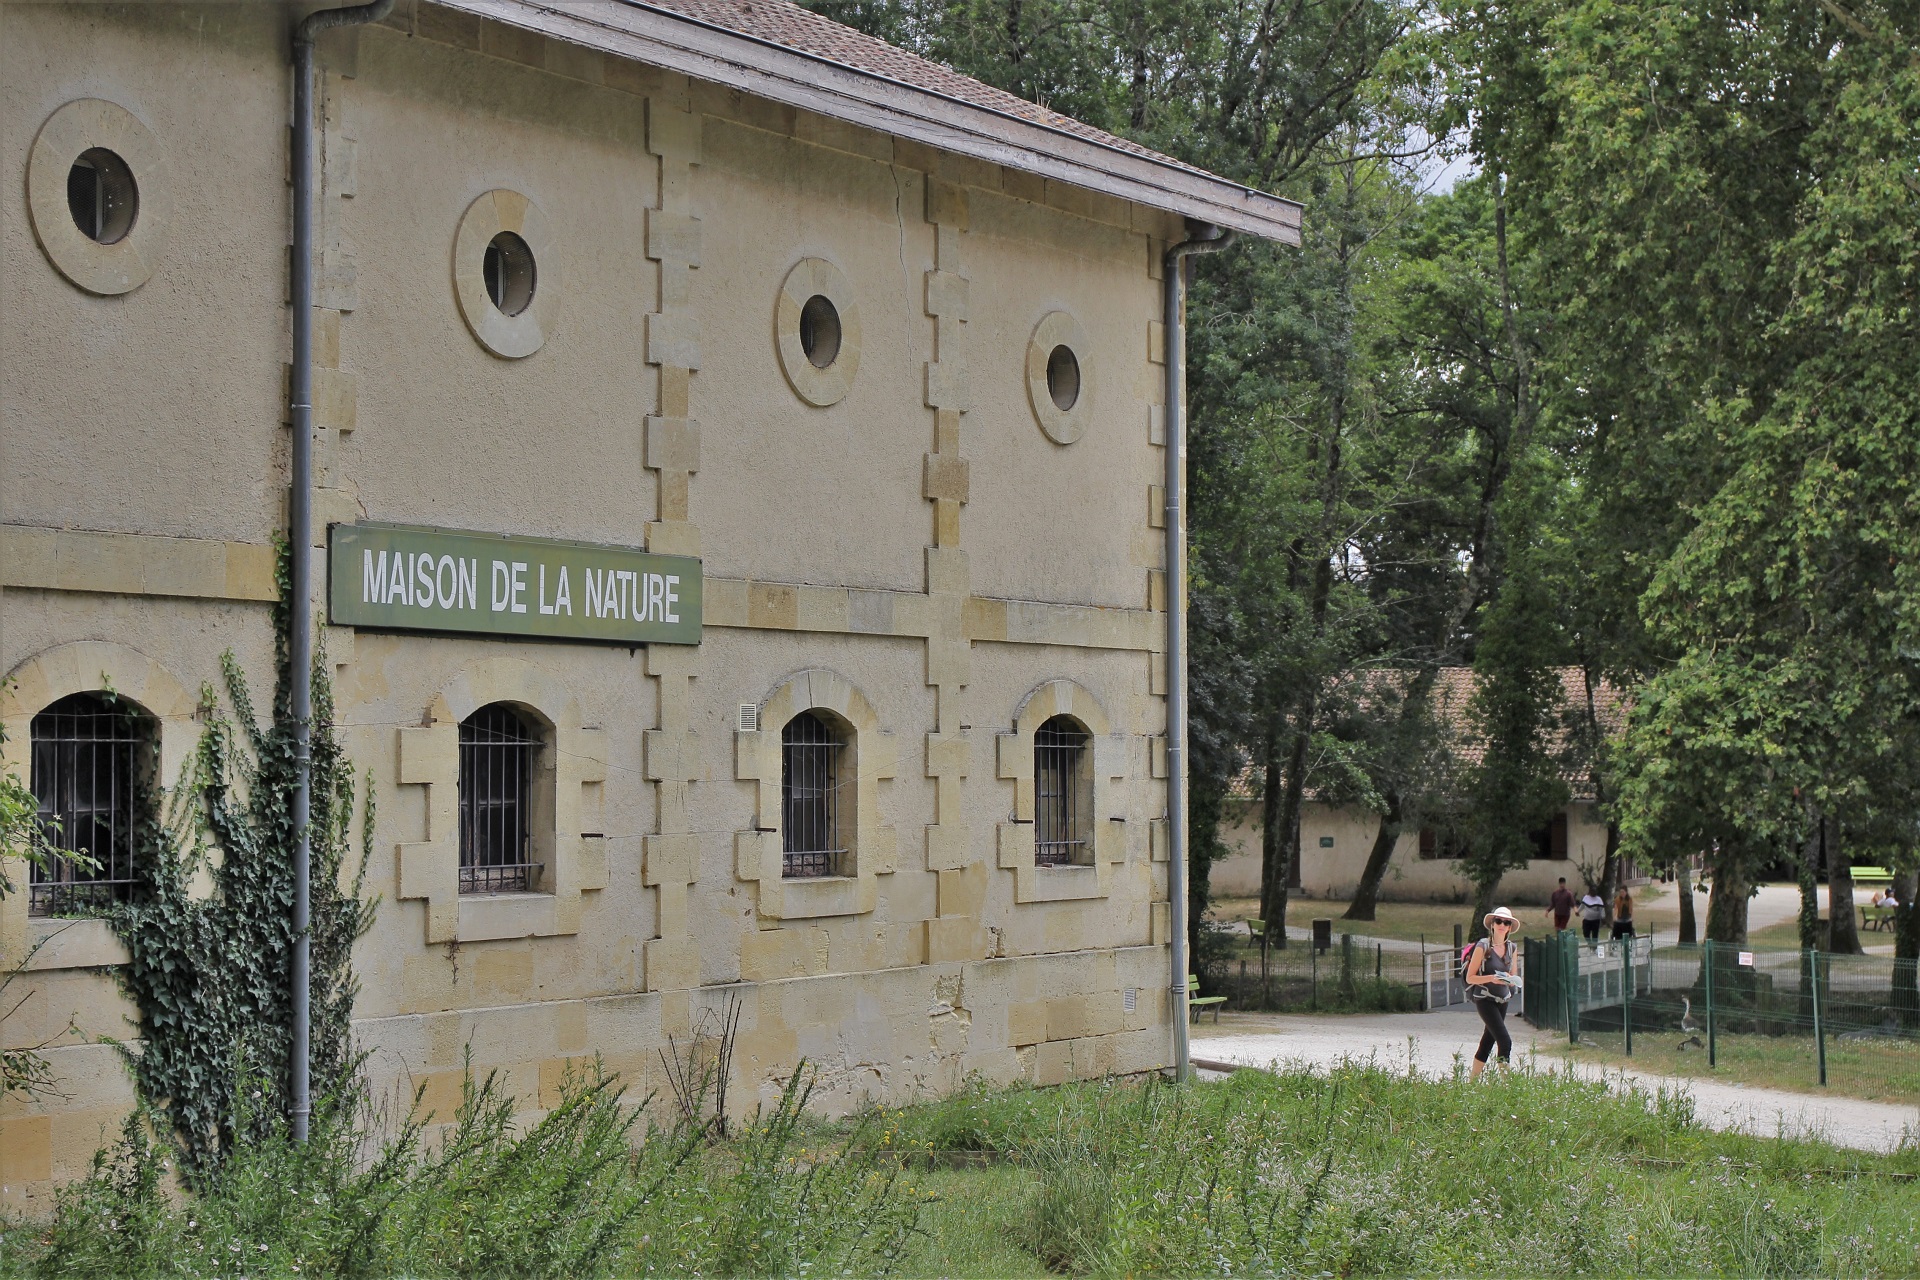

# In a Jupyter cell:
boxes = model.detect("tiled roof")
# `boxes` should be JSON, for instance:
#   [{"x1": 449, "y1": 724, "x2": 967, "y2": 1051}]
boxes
[
  {"x1": 436, "y1": 0, "x2": 1302, "y2": 239},
  {"x1": 635, "y1": 0, "x2": 1213, "y2": 179}
]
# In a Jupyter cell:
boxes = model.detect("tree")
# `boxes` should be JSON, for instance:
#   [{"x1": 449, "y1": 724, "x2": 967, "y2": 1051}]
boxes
[{"x1": 1450, "y1": 0, "x2": 1920, "y2": 962}]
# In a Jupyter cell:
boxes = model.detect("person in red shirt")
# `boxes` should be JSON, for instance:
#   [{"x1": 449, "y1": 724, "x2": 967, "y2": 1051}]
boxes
[{"x1": 1548, "y1": 877, "x2": 1576, "y2": 932}]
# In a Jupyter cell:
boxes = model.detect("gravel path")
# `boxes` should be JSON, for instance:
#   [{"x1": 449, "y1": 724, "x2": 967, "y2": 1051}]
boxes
[{"x1": 1192, "y1": 1009, "x2": 1920, "y2": 1154}]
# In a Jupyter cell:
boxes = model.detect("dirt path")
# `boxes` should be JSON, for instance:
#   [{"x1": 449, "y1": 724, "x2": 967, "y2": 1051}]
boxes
[{"x1": 1193, "y1": 1009, "x2": 1919, "y2": 1153}]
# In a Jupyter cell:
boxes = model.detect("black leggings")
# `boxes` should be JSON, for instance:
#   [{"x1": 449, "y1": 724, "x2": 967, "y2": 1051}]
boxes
[{"x1": 1474, "y1": 997, "x2": 1512, "y2": 1064}]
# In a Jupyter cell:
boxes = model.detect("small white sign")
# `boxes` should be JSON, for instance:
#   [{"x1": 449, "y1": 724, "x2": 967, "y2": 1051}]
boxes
[{"x1": 1738, "y1": 951, "x2": 1754, "y2": 967}]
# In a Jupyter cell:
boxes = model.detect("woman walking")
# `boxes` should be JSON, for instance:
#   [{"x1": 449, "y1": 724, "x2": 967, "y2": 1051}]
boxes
[
  {"x1": 1465, "y1": 906, "x2": 1522, "y2": 1079},
  {"x1": 1611, "y1": 888, "x2": 1636, "y2": 940}
]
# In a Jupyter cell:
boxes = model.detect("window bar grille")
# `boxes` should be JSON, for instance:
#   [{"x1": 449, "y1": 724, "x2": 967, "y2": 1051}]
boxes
[
  {"x1": 459, "y1": 705, "x2": 539, "y2": 893},
  {"x1": 1035, "y1": 717, "x2": 1089, "y2": 867},
  {"x1": 782, "y1": 711, "x2": 844, "y2": 878},
  {"x1": 29, "y1": 693, "x2": 143, "y2": 916}
]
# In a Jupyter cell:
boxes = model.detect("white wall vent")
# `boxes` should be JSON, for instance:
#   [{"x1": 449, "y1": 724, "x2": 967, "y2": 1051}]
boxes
[
  {"x1": 1123, "y1": 987, "x2": 1138, "y2": 1013},
  {"x1": 738, "y1": 703, "x2": 760, "y2": 733}
]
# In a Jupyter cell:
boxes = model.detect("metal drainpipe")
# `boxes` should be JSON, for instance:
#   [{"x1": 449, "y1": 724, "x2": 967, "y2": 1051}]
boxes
[
  {"x1": 289, "y1": 0, "x2": 392, "y2": 1144},
  {"x1": 1163, "y1": 221, "x2": 1234, "y2": 1083}
]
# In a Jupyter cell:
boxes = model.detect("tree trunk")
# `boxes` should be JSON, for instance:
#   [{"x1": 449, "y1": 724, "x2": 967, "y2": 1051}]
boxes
[
  {"x1": 1825, "y1": 816, "x2": 1863, "y2": 955},
  {"x1": 1796, "y1": 826, "x2": 1821, "y2": 951},
  {"x1": 1675, "y1": 859, "x2": 1697, "y2": 946},
  {"x1": 1129, "y1": 43, "x2": 1148, "y2": 130},
  {"x1": 1890, "y1": 869, "x2": 1917, "y2": 1027},
  {"x1": 1598, "y1": 822, "x2": 1621, "y2": 908},
  {"x1": 1259, "y1": 718, "x2": 1312, "y2": 948},
  {"x1": 1255, "y1": 725, "x2": 1289, "y2": 949},
  {"x1": 1345, "y1": 670, "x2": 1442, "y2": 916},
  {"x1": 1342, "y1": 789, "x2": 1402, "y2": 921},
  {"x1": 1704, "y1": 862, "x2": 1751, "y2": 946},
  {"x1": 1469, "y1": 875, "x2": 1500, "y2": 943},
  {"x1": 1187, "y1": 794, "x2": 1215, "y2": 989}
]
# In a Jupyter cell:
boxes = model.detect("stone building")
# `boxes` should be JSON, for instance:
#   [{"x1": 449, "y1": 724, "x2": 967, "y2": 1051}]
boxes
[
  {"x1": 0, "y1": 0, "x2": 1297, "y2": 1208},
  {"x1": 1209, "y1": 668, "x2": 1630, "y2": 905}
]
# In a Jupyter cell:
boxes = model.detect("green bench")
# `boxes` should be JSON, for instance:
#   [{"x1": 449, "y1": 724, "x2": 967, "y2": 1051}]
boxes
[
  {"x1": 1863, "y1": 905, "x2": 1898, "y2": 932},
  {"x1": 1852, "y1": 865, "x2": 1895, "y2": 884},
  {"x1": 1188, "y1": 974, "x2": 1226, "y2": 1023}
]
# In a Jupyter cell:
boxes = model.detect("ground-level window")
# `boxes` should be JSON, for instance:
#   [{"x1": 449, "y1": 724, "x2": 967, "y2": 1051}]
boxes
[
  {"x1": 459, "y1": 703, "x2": 541, "y2": 893},
  {"x1": 29, "y1": 692, "x2": 149, "y2": 916},
  {"x1": 782, "y1": 710, "x2": 847, "y2": 878},
  {"x1": 1418, "y1": 825, "x2": 1469, "y2": 860},
  {"x1": 1528, "y1": 812, "x2": 1570, "y2": 860},
  {"x1": 1034, "y1": 715, "x2": 1092, "y2": 867}
]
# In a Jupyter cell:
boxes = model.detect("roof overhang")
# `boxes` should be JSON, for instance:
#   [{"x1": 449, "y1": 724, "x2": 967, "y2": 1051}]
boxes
[{"x1": 435, "y1": 0, "x2": 1302, "y2": 243}]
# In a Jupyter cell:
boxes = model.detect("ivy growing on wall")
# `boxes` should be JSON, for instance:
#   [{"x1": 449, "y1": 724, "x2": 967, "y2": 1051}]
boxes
[{"x1": 113, "y1": 550, "x2": 375, "y2": 1174}]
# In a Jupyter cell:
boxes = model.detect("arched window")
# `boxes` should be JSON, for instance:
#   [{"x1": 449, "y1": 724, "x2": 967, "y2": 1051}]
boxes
[
  {"x1": 782, "y1": 710, "x2": 847, "y2": 878},
  {"x1": 1033, "y1": 715, "x2": 1092, "y2": 867},
  {"x1": 29, "y1": 692, "x2": 152, "y2": 916},
  {"x1": 459, "y1": 703, "x2": 542, "y2": 893}
]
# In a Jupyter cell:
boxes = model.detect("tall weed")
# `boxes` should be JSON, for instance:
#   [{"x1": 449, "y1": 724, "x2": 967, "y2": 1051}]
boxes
[{"x1": 0, "y1": 1061, "x2": 922, "y2": 1279}]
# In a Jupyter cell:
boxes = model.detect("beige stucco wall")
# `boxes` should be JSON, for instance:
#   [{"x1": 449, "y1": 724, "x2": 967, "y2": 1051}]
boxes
[
  {"x1": 1209, "y1": 801, "x2": 1612, "y2": 906},
  {"x1": 1, "y1": 1, "x2": 1187, "y2": 1212}
]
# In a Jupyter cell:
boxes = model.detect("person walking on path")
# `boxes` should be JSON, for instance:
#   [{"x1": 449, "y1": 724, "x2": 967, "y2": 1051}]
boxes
[
  {"x1": 1611, "y1": 888, "x2": 1636, "y2": 940},
  {"x1": 1548, "y1": 877, "x2": 1576, "y2": 932},
  {"x1": 1466, "y1": 906, "x2": 1522, "y2": 1079},
  {"x1": 1579, "y1": 890, "x2": 1607, "y2": 941}
]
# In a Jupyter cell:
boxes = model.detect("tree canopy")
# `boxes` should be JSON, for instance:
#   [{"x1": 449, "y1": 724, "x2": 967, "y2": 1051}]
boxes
[{"x1": 802, "y1": 0, "x2": 1920, "y2": 976}]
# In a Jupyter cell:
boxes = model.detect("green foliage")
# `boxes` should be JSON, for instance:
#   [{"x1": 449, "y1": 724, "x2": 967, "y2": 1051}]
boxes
[
  {"x1": 0, "y1": 683, "x2": 59, "y2": 899},
  {"x1": 0, "y1": 1062, "x2": 924, "y2": 1279},
  {"x1": 108, "y1": 551, "x2": 373, "y2": 1173},
  {"x1": 1, "y1": 701, "x2": 58, "y2": 1102},
  {"x1": 803, "y1": 0, "x2": 1412, "y2": 187},
  {"x1": 882, "y1": 1066, "x2": 1920, "y2": 1277},
  {"x1": 1448, "y1": 0, "x2": 1920, "y2": 946}
]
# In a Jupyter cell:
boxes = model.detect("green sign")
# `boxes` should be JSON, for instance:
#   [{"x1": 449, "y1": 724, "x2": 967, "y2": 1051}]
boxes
[{"x1": 328, "y1": 522, "x2": 701, "y2": 645}]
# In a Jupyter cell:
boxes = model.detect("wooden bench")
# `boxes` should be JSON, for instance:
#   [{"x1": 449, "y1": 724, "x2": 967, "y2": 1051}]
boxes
[
  {"x1": 1852, "y1": 865, "x2": 1895, "y2": 884},
  {"x1": 1188, "y1": 974, "x2": 1227, "y2": 1023}
]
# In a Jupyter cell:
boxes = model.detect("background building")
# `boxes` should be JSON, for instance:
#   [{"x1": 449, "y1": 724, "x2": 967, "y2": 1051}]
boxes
[{"x1": 1210, "y1": 667, "x2": 1632, "y2": 904}]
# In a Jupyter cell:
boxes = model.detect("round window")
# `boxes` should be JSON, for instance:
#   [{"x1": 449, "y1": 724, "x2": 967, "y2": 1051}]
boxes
[
  {"x1": 799, "y1": 294, "x2": 842, "y2": 368},
  {"x1": 67, "y1": 147, "x2": 139, "y2": 245},
  {"x1": 484, "y1": 231, "x2": 537, "y2": 316},
  {"x1": 28, "y1": 99, "x2": 171, "y2": 295},
  {"x1": 1026, "y1": 311, "x2": 1093, "y2": 444},
  {"x1": 454, "y1": 190, "x2": 561, "y2": 359},
  {"x1": 775, "y1": 258, "x2": 861, "y2": 407},
  {"x1": 1046, "y1": 344, "x2": 1080, "y2": 411}
]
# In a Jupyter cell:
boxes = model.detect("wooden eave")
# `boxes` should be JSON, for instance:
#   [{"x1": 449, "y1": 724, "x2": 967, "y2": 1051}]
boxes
[{"x1": 434, "y1": 0, "x2": 1304, "y2": 243}]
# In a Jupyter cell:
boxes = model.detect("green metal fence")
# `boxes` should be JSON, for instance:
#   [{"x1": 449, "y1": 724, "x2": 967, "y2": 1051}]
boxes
[
  {"x1": 1523, "y1": 933, "x2": 1920, "y2": 1088},
  {"x1": 1212, "y1": 928, "x2": 1427, "y2": 1014}
]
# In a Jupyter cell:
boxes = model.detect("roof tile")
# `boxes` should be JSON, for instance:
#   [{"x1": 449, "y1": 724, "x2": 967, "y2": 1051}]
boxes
[{"x1": 629, "y1": 0, "x2": 1213, "y2": 178}]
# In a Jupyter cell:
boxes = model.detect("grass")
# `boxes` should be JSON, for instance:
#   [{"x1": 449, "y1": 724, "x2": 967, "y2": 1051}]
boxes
[
  {"x1": 893, "y1": 1167, "x2": 1049, "y2": 1278},
  {"x1": 1211, "y1": 894, "x2": 1490, "y2": 946},
  {"x1": 874, "y1": 1065, "x2": 1920, "y2": 1277},
  {"x1": 1541, "y1": 1028, "x2": 1920, "y2": 1103},
  {"x1": 12, "y1": 1056, "x2": 1920, "y2": 1277}
]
